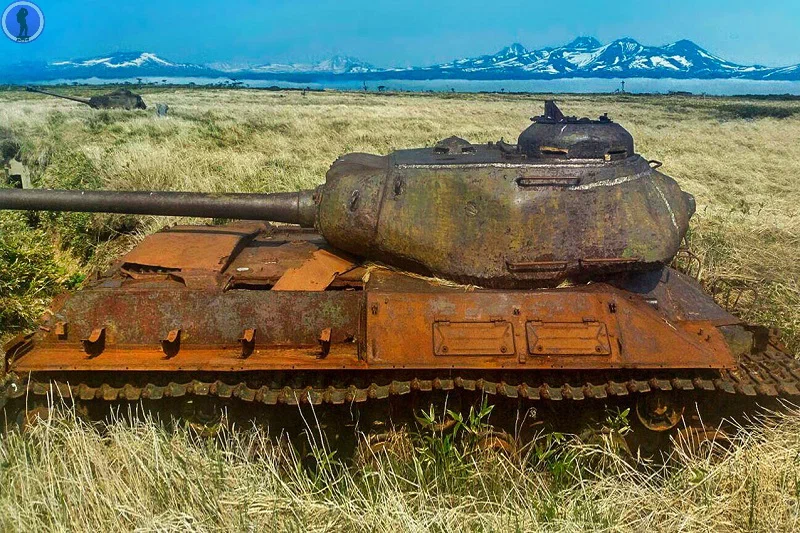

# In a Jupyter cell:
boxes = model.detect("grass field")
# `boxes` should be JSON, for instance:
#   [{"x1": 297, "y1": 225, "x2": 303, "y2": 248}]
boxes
[
  {"x1": 1, "y1": 86, "x2": 799, "y2": 531},
  {"x1": 0, "y1": 402, "x2": 798, "y2": 532}
]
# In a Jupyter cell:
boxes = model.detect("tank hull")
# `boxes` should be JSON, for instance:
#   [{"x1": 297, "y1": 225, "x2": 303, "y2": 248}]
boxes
[{"x1": 3, "y1": 224, "x2": 798, "y2": 410}]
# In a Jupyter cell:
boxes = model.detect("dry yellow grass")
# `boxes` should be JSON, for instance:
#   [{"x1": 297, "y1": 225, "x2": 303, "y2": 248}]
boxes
[{"x1": 1, "y1": 403, "x2": 800, "y2": 532}]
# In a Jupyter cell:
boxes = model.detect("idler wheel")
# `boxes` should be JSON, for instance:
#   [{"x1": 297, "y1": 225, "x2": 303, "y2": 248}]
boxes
[{"x1": 635, "y1": 392, "x2": 684, "y2": 432}]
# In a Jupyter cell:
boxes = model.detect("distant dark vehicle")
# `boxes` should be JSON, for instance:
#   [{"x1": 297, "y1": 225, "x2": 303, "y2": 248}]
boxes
[
  {"x1": 25, "y1": 87, "x2": 147, "y2": 110},
  {"x1": 0, "y1": 129, "x2": 20, "y2": 162}
]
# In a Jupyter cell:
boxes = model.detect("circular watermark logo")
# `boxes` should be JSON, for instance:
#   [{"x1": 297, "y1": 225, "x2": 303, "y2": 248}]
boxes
[{"x1": 2, "y1": 1, "x2": 44, "y2": 43}]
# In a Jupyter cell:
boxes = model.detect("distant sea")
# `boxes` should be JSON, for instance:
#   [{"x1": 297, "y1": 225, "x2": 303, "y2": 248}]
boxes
[{"x1": 31, "y1": 77, "x2": 800, "y2": 95}]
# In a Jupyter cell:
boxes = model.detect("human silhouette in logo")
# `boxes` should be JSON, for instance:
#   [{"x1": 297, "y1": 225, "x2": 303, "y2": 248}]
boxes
[{"x1": 16, "y1": 7, "x2": 29, "y2": 40}]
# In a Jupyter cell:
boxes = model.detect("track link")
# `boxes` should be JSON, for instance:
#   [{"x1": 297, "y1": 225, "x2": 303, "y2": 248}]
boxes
[{"x1": 2, "y1": 335, "x2": 797, "y2": 408}]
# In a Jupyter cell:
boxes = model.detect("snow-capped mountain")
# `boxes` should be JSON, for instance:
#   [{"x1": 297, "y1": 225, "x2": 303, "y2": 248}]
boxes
[
  {"x1": 0, "y1": 51, "x2": 375, "y2": 82},
  {"x1": 761, "y1": 63, "x2": 800, "y2": 80},
  {"x1": 50, "y1": 52, "x2": 180, "y2": 69},
  {"x1": 2, "y1": 39, "x2": 799, "y2": 83},
  {"x1": 2, "y1": 52, "x2": 216, "y2": 82},
  {"x1": 403, "y1": 37, "x2": 779, "y2": 80},
  {"x1": 242, "y1": 55, "x2": 375, "y2": 75}
]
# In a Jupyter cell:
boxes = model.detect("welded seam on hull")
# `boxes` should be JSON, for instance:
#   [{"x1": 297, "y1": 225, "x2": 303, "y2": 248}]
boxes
[
  {"x1": 652, "y1": 182, "x2": 679, "y2": 232},
  {"x1": 567, "y1": 170, "x2": 651, "y2": 191},
  {"x1": 394, "y1": 163, "x2": 652, "y2": 190}
]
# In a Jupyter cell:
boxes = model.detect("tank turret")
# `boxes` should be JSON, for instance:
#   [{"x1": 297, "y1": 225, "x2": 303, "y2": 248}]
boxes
[
  {"x1": 26, "y1": 87, "x2": 147, "y2": 110},
  {"x1": 0, "y1": 102, "x2": 693, "y2": 287}
]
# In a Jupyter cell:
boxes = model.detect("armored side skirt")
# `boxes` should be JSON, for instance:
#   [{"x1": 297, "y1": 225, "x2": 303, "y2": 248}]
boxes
[{"x1": 5, "y1": 272, "x2": 734, "y2": 374}]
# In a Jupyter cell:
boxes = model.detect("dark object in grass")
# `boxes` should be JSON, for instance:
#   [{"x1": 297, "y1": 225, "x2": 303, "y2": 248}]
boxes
[
  {"x1": 25, "y1": 87, "x2": 147, "y2": 110},
  {"x1": 717, "y1": 103, "x2": 798, "y2": 120}
]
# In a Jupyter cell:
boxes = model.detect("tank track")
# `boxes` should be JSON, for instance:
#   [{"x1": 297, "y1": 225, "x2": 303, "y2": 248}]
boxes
[{"x1": 2, "y1": 333, "x2": 797, "y2": 408}]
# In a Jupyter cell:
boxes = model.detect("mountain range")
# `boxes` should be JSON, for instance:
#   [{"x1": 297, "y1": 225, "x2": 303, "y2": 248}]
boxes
[{"x1": 3, "y1": 37, "x2": 800, "y2": 83}]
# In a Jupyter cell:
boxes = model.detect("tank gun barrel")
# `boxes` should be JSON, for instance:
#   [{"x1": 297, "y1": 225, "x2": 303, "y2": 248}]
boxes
[
  {"x1": 26, "y1": 87, "x2": 93, "y2": 106},
  {"x1": 0, "y1": 188, "x2": 317, "y2": 227}
]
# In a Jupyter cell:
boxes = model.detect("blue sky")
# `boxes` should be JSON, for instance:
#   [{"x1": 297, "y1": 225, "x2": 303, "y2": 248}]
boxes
[{"x1": 1, "y1": 0, "x2": 799, "y2": 67}]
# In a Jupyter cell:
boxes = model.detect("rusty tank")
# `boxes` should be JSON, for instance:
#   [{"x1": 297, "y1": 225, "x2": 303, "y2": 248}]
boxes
[
  {"x1": 25, "y1": 86, "x2": 147, "y2": 110},
  {"x1": 0, "y1": 102, "x2": 796, "y2": 443}
]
